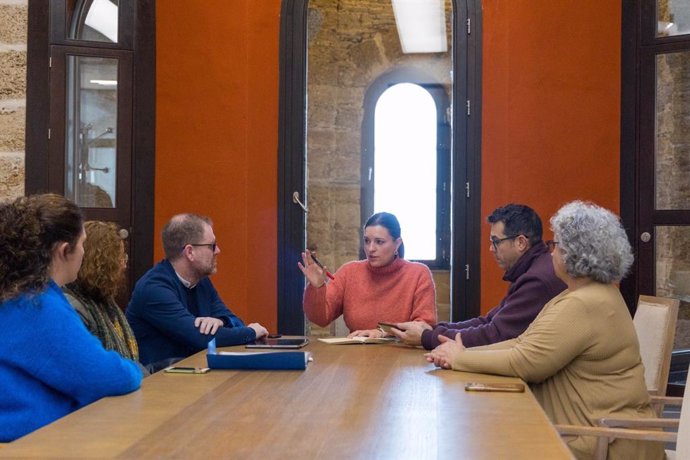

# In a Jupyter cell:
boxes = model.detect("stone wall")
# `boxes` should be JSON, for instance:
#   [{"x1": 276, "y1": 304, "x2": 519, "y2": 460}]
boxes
[
  {"x1": 306, "y1": 0, "x2": 452, "y2": 335},
  {"x1": 0, "y1": 0, "x2": 27, "y2": 202}
]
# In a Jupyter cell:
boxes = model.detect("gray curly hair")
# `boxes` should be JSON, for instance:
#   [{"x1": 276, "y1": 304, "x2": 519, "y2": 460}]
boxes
[{"x1": 550, "y1": 201, "x2": 633, "y2": 283}]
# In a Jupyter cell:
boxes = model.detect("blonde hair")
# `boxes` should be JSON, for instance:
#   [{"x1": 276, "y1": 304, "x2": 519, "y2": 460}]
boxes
[{"x1": 71, "y1": 221, "x2": 125, "y2": 301}]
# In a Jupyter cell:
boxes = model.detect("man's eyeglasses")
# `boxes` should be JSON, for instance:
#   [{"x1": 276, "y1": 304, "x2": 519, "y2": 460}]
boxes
[
  {"x1": 490, "y1": 235, "x2": 518, "y2": 250},
  {"x1": 188, "y1": 242, "x2": 218, "y2": 252},
  {"x1": 545, "y1": 240, "x2": 559, "y2": 253}
]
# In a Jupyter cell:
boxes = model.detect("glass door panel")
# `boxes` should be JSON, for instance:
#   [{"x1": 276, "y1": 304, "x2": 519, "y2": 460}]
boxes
[
  {"x1": 656, "y1": 226, "x2": 690, "y2": 350},
  {"x1": 70, "y1": 0, "x2": 120, "y2": 43},
  {"x1": 655, "y1": 51, "x2": 690, "y2": 210},
  {"x1": 65, "y1": 55, "x2": 118, "y2": 208},
  {"x1": 656, "y1": 226, "x2": 690, "y2": 304},
  {"x1": 653, "y1": 51, "x2": 690, "y2": 353},
  {"x1": 657, "y1": 0, "x2": 690, "y2": 37}
]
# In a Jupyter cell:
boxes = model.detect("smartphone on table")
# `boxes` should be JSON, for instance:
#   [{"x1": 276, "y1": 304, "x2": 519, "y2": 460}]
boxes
[
  {"x1": 464, "y1": 382, "x2": 525, "y2": 393},
  {"x1": 378, "y1": 322, "x2": 404, "y2": 334},
  {"x1": 164, "y1": 366, "x2": 210, "y2": 374}
]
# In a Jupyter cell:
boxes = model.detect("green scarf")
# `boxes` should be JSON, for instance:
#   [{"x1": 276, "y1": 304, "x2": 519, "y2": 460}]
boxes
[{"x1": 63, "y1": 285, "x2": 139, "y2": 361}]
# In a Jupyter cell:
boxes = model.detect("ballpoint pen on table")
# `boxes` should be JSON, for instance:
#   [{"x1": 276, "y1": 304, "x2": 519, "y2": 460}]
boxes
[{"x1": 310, "y1": 253, "x2": 335, "y2": 280}]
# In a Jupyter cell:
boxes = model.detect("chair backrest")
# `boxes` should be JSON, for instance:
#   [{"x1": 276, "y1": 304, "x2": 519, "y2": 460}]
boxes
[
  {"x1": 675, "y1": 365, "x2": 690, "y2": 459},
  {"x1": 633, "y1": 295, "x2": 680, "y2": 396}
]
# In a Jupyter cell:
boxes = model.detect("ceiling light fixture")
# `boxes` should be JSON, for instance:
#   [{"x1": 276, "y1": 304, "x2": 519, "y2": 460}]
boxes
[{"x1": 391, "y1": 0, "x2": 448, "y2": 54}]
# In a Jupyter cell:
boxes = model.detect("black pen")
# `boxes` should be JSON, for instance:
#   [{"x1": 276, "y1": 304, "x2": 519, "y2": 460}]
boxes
[{"x1": 310, "y1": 253, "x2": 335, "y2": 280}]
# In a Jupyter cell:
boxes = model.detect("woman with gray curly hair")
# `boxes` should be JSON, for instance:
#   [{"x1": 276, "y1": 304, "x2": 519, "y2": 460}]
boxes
[
  {"x1": 551, "y1": 200, "x2": 634, "y2": 284},
  {"x1": 426, "y1": 201, "x2": 662, "y2": 460}
]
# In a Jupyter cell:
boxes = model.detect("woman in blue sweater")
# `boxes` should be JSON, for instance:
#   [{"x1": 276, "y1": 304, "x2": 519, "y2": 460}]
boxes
[{"x1": 0, "y1": 194, "x2": 143, "y2": 442}]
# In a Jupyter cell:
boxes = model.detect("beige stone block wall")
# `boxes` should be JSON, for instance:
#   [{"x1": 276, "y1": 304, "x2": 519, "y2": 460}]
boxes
[{"x1": 0, "y1": 0, "x2": 27, "y2": 202}]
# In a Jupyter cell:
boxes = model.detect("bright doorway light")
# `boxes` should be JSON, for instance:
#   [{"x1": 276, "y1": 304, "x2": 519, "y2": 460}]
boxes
[{"x1": 374, "y1": 83, "x2": 437, "y2": 260}]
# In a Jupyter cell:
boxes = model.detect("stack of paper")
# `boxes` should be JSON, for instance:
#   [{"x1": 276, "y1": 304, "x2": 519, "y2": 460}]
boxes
[{"x1": 317, "y1": 337, "x2": 397, "y2": 345}]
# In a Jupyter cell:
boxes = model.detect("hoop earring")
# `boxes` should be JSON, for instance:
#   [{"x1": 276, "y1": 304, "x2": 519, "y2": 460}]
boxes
[{"x1": 394, "y1": 249, "x2": 399, "y2": 256}]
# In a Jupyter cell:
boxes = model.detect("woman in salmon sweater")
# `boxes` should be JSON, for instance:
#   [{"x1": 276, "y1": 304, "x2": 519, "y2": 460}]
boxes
[{"x1": 299, "y1": 212, "x2": 437, "y2": 338}]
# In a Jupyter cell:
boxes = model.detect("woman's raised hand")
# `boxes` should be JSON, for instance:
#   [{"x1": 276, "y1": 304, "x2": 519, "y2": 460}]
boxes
[{"x1": 297, "y1": 249, "x2": 328, "y2": 288}]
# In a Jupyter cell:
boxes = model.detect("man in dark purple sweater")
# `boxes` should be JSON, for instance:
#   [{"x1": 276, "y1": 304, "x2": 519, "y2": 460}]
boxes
[{"x1": 391, "y1": 203, "x2": 566, "y2": 350}]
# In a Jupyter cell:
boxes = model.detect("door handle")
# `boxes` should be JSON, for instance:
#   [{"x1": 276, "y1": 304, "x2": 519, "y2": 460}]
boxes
[{"x1": 292, "y1": 191, "x2": 308, "y2": 213}]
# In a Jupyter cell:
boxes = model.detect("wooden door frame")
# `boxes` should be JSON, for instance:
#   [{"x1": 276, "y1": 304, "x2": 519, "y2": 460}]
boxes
[
  {"x1": 619, "y1": 0, "x2": 639, "y2": 310},
  {"x1": 25, "y1": 0, "x2": 156, "y2": 296},
  {"x1": 620, "y1": 1, "x2": 690, "y2": 311},
  {"x1": 277, "y1": 0, "x2": 483, "y2": 333}
]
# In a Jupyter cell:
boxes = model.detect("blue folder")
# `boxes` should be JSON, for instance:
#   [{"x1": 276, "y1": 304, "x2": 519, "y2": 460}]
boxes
[{"x1": 207, "y1": 351, "x2": 310, "y2": 370}]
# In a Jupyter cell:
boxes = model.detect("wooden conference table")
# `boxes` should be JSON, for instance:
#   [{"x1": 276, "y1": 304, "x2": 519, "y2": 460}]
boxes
[{"x1": 0, "y1": 340, "x2": 572, "y2": 459}]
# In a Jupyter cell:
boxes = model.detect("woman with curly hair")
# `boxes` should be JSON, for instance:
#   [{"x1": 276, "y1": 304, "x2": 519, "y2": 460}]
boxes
[
  {"x1": 63, "y1": 221, "x2": 139, "y2": 361},
  {"x1": 426, "y1": 201, "x2": 663, "y2": 460},
  {"x1": 0, "y1": 194, "x2": 142, "y2": 442}
]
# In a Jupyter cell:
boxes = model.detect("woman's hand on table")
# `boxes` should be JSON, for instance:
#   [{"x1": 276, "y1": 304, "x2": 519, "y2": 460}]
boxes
[
  {"x1": 347, "y1": 328, "x2": 386, "y2": 339},
  {"x1": 425, "y1": 333, "x2": 465, "y2": 369}
]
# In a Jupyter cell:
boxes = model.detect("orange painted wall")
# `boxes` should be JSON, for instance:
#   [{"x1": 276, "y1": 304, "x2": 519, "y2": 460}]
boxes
[
  {"x1": 155, "y1": 1, "x2": 621, "y2": 323},
  {"x1": 156, "y1": 1, "x2": 281, "y2": 330},
  {"x1": 480, "y1": 1, "x2": 622, "y2": 313}
]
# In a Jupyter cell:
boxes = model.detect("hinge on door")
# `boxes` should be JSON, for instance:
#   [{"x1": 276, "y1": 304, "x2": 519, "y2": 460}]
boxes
[
  {"x1": 48, "y1": 128, "x2": 51, "y2": 140},
  {"x1": 49, "y1": 57, "x2": 52, "y2": 68},
  {"x1": 465, "y1": 264, "x2": 470, "y2": 280},
  {"x1": 467, "y1": 18, "x2": 471, "y2": 35},
  {"x1": 465, "y1": 182, "x2": 470, "y2": 198},
  {"x1": 466, "y1": 100, "x2": 471, "y2": 116}
]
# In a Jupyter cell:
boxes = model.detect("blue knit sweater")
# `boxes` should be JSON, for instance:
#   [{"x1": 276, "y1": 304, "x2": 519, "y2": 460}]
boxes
[
  {"x1": 126, "y1": 260, "x2": 257, "y2": 366},
  {"x1": 0, "y1": 281, "x2": 143, "y2": 442}
]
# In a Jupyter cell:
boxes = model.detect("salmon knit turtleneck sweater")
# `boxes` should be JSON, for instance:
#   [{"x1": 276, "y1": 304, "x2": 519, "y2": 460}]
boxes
[{"x1": 303, "y1": 257, "x2": 437, "y2": 332}]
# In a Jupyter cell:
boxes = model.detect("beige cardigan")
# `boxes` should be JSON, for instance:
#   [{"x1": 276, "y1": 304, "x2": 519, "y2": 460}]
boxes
[{"x1": 451, "y1": 282, "x2": 663, "y2": 460}]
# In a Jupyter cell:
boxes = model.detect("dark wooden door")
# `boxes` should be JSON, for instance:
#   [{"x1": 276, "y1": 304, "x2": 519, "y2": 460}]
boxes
[
  {"x1": 621, "y1": 1, "x2": 690, "y2": 318},
  {"x1": 25, "y1": 0, "x2": 155, "y2": 305}
]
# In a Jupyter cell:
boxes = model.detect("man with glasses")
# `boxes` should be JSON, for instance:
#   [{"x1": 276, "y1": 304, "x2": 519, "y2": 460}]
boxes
[
  {"x1": 392, "y1": 203, "x2": 565, "y2": 350},
  {"x1": 127, "y1": 214, "x2": 268, "y2": 369}
]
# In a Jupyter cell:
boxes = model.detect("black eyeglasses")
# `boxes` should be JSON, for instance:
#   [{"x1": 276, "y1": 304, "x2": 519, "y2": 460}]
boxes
[
  {"x1": 545, "y1": 240, "x2": 559, "y2": 253},
  {"x1": 188, "y1": 242, "x2": 218, "y2": 252},
  {"x1": 490, "y1": 235, "x2": 518, "y2": 250}
]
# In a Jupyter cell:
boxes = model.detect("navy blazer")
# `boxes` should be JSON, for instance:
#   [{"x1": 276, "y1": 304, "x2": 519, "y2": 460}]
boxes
[{"x1": 126, "y1": 259, "x2": 256, "y2": 365}]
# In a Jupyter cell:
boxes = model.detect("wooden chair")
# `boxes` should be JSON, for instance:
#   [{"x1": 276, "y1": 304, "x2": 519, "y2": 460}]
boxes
[
  {"x1": 634, "y1": 295, "x2": 679, "y2": 402},
  {"x1": 554, "y1": 295, "x2": 682, "y2": 458},
  {"x1": 556, "y1": 370, "x2": 689, "y2": 460}
]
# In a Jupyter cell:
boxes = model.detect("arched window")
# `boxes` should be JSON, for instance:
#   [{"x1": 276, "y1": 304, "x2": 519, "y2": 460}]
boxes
[
  {"x1": 362, "y1": 72, "x2": 451, "y2": 269},
  {"x1": 373, "y1": 83, "x2": 439, "y2": 261}
]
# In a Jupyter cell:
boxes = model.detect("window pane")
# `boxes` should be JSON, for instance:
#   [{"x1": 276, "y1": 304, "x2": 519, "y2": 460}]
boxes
[
  {"x1": 374, "y1": 83, "x2": 437, "y2": 260},
  {"x1": 70, "y1": 0, "x2": 119, "y2": 43},
  {"x1": 657, "y1": 0, "x2": 690, "y2": 37},
  {"x1": 655, "y1": 226, "x2": 690, "y2": 349},
  {"x1": 65, "y1": 55, "x2": 118, "y2": 208},
  {"x1": 655, "y1": 51, "x2": 690, "y2": 210}
]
